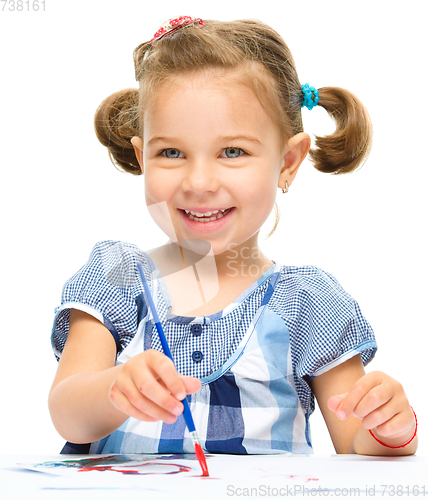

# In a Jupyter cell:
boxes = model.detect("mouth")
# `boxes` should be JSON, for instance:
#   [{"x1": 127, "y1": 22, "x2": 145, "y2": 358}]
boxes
[{"x1": 180, "y1": 208, "x2": 233, "y2": 223}]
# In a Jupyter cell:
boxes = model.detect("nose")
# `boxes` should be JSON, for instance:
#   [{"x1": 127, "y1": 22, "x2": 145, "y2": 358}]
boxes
[{"x1": 181, "y1": 158, "x2": 220, "y2": 194}]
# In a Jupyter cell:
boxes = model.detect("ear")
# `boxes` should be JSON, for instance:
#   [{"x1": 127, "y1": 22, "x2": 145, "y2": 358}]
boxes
[
  {"x1": 278, "y1": 132, "x2": 311, "y2": 189},
  {"x1": 131, "y1": 136, "x2": 144, "y2": 174}
]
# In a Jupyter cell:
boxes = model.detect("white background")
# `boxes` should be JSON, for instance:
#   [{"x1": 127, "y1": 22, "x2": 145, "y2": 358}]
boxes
[{"x1": 0, "y1": 0, "x2": 426, "y2": 456}]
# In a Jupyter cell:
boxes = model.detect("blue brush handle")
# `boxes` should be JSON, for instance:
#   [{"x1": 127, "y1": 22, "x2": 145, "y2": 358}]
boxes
[{"x1": 137, "y1": 263, "x2": 196, "y2": 434}]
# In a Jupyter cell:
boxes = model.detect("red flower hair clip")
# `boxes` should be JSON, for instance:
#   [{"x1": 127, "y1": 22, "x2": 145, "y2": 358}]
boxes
[{"x1": 151, "y1": 16, "x2": 204, "y2": 47}]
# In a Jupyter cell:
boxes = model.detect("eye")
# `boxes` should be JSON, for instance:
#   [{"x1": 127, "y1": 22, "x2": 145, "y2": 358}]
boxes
[
  {"x1": 221, "y1": 147, "x2": 245, "y2": 159},
  {"x1": 161, "y1": 148, "x2": 183, "y2": 159}
]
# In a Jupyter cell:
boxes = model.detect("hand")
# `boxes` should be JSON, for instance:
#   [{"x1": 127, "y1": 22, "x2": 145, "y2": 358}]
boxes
[
  {"x1": 327, "y1": 371, "x2": 415, "y2": 445},
  {"x1": 108, "y1": 349, "x2": 201, "y2": 424}
]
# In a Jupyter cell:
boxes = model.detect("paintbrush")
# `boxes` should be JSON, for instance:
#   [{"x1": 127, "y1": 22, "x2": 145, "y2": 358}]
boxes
[{"x1": 136, "y1": 262, "x2": 209, "y2": 477}]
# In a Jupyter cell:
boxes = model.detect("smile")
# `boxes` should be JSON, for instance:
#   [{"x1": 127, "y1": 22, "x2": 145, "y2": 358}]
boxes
[{"x1": 182, "y1": 208, "x2": 233, "y2": 222}]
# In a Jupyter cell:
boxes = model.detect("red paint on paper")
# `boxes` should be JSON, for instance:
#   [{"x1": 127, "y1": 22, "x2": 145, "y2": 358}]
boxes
[{"x1": 79, "y1": 462, "x2": 191, "y2": 475}]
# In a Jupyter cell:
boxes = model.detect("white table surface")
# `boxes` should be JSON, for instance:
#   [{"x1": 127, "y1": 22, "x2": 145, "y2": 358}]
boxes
[{"x1": 1, "y1": 453, "x2": 427, "y2": 499}]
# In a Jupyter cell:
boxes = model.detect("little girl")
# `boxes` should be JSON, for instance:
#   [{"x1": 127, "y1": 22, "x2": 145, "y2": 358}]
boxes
[{"x1": 49, "y1": 16, "x2": 417, "y2": 456}]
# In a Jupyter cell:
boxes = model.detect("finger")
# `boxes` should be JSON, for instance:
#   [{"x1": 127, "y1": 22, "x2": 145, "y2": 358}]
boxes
[
  {"x1": 352, "y1": 385, "x2": 393, "y2": 420},
  {"x1": 375, "y1": 412, "x2": 416, "y2": 441},
  {"x1": 327, "y1": 393, "x2": 348, "y2": 412},
  {"x1": 156, "y1": 376, "x2": 201, "y2": 395},
  {"x1": 113, "y1": 380, "x2": 178, "y2": 423},
  {"x1": 133, "y1": 369, "x2": 184, "y2": 419},
  {"x1": 112, "y1": 363, "x2": 183, "y2": 423},
  {"x1": 359, "y1": 399, "x2": 398, "y2": 430},
  {"x1": 109, "y1": 383, "x2": 164, "y2": 423},
  {"x1": 362, "y1": 402, "x2": 414, "y2": 438},
  {"x1": 336, "y1": 372, "x2": 385, "y2": 420},
  {"x1": 180, "y1": 375, "x2": 201, "y2": 395},
  {"x1": 145, "y1": 350, "x2": 188, "y2": 401}
]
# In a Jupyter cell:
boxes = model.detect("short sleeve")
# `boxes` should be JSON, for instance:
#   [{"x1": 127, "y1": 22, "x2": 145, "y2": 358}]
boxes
[
  {"x1": 51, "y1": 240, "x2": 146, "y2": 361},
  {"x1": 273, "y1": 266, "x2": 377, "y2": 414}
]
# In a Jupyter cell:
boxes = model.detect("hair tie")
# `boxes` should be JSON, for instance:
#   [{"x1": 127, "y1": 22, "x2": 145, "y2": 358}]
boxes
[
  {"x1": 301, "y1": 83, "x2": 319, "y2": 110},
  {"x1": 151, "y1": 16, "x2": 204, "y2": 47}
]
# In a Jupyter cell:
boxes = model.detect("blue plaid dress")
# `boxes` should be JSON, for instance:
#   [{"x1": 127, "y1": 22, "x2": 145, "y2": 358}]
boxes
[{"x1": 52, "y1": 240, "x2": 377, "y2": 455}]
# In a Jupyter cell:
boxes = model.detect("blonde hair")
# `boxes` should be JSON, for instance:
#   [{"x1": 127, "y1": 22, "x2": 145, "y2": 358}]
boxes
[{"x1": 94, "y1": 19, "x2": 373, "y2": 234}]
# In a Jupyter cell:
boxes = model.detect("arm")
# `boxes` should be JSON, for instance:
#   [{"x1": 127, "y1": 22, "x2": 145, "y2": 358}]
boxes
[
  {"x1": 48, "y1": 309, "x2": 200, "y2": 444},
  {"x1": 311, "y1": 354, "x2": 417, "y2": 455}
]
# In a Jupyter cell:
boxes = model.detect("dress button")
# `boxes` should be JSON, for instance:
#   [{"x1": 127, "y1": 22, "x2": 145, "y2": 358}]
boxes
[
  {"x1": 192, "y1": 350, "x2": 203, "y2": 363},
  {"x1": 190, "y1": 324, "x2": 202, "y2": 336}
]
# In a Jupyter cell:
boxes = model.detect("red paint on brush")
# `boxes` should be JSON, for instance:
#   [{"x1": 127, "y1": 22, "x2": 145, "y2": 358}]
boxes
[{"x1": 194, "y1": 443, "x2": 209, "y2": 477}]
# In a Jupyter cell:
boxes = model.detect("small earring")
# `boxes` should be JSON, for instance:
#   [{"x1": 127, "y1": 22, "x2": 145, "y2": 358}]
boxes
[{"x1": 282, "y1": 181, "x2": 289, "y2": 194}]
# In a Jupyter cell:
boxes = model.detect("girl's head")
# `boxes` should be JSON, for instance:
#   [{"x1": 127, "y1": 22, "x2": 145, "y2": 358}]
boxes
[{"x1": 95, "y1": 18, "x2": 372, "y2": 245}]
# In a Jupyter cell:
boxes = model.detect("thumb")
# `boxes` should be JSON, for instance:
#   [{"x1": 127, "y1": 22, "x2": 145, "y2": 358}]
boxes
[{"x1": 327, "y1": 393, "x2": 348, "y2": 412}]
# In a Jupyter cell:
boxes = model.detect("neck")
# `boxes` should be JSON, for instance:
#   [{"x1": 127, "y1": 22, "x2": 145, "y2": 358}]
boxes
[
  {"x1": 148, "y1": 234, "x2": 273, "y2": 282},
  {"x1": 212, "y1": 237, "x2": 273, "y2": 281},
  {"x1": 147, "y1": 235, "x2": 273, "y2": 317}
]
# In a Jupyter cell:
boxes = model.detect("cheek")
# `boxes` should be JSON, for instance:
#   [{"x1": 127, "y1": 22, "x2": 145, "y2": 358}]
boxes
[
  {"x1": 245, "y1": 180, "x2": 278, "y2": 230},
  {"x1": 247, "y1": 176, "x2": 278, "y2": 212},
  {"x1": 144, "y1": 173, "x2": 179, "y2": 241},
  {"x1": 144, "y1": 172, "x2": 172, "y2": 203}
]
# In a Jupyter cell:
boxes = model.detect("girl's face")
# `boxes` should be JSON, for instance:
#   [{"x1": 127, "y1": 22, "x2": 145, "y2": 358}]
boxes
[{"x1": 139, "y1": 70, "x2": 294, "y2": 256}]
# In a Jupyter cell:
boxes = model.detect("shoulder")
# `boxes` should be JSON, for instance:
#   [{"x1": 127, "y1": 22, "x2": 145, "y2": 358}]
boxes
[
  {"x1": 69, "y1": 240, "x2": 146, "y2": 280},
  {"x1": 52, "y1": 241, "x2": 148, "y2": 360},
  {"x1": 268, "y1": 264, "x2": 362, "y2": 327},
  {"x1": 88, "y1": 240, "x2": 145, "y2": 263},
  {"x1": 60, "y1": 239, "x2": 151, "y2": 303},
  {"x1": 274, "y1": 264, "x2": 348, "y2": 301},
  {"x1": 271, "y1": 264, "x2": 376, "y2": 374}
]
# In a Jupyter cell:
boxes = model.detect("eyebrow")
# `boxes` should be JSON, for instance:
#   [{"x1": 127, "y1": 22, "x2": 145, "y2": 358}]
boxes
[
  {"x1": 147, "y1": 135, "x2": 263, "y2": 146},
  {"x1": 147, "y1": 136, "x2": 177, "y2": 146},
  {"x1": 220, "y1": 135, "x2": 263, "y2": 145}
]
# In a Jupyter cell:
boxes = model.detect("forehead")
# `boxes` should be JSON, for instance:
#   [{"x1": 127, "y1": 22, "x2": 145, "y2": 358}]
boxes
[
  {"x1": 144, "y1": 68, "x2": 281, "y2": 140},
  {"x1": 152, "y1": 70, "x2": 261, "y2": 113}
]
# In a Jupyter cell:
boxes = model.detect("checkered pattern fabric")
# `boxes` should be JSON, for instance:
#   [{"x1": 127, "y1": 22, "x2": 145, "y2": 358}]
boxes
[{"x1": 52, "y1": 241, "x2": 377, "y2": 455}]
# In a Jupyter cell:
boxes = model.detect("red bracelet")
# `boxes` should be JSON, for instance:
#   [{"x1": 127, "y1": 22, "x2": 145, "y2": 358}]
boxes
[{"x1": 369, "y1": 407, "x2": 418, "y2": 449}]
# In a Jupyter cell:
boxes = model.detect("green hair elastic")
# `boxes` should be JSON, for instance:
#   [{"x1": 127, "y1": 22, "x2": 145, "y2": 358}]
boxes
[{"x1": 301, "y1": 83, "x2": 319, "y2": 110}]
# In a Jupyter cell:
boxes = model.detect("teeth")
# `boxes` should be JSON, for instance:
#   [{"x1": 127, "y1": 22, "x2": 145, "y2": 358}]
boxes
[
  {"x1": 183, "y1": 208, "x2": 232, "y2": 222},
  {"x1": 188, "y1": 209, "x2": 225, "y2": 217}
]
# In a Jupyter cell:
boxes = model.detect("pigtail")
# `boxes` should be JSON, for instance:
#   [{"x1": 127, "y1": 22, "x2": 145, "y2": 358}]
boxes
[
  {"x1": 94, "y1": 89, "x2": 141, "y2": 175},
  {"x1": 309, "y1": 87, "x2": 373, "y2": 174}
]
